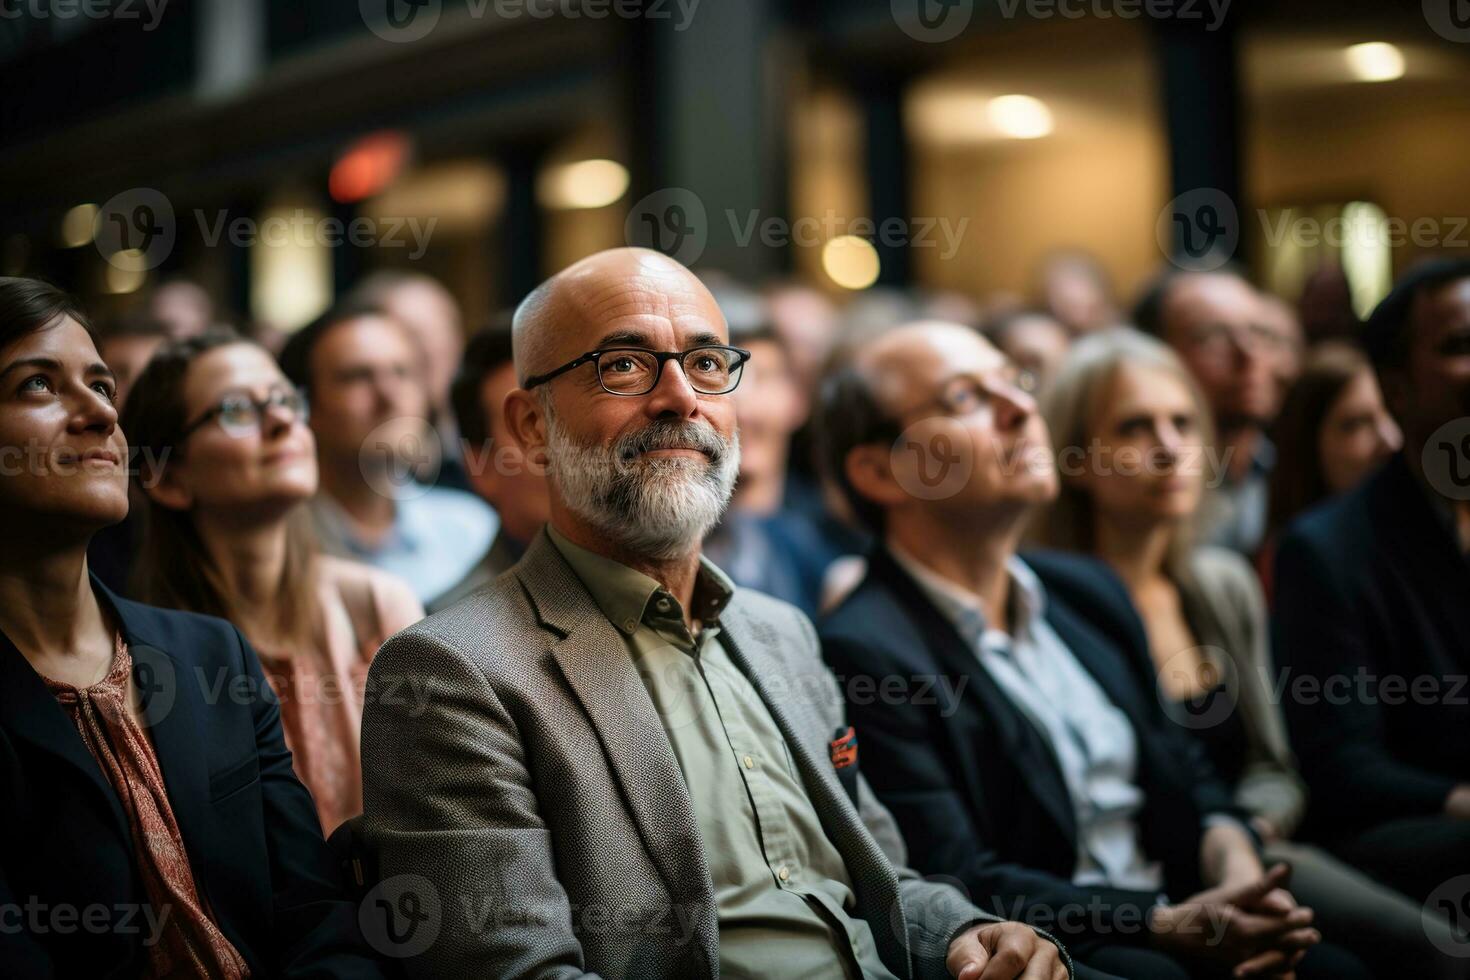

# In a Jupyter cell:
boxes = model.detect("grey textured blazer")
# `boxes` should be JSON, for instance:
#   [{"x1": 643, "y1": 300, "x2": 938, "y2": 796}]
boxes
[{"x1": 361, "y1": 529, "x2": 1050, "y2": 979}]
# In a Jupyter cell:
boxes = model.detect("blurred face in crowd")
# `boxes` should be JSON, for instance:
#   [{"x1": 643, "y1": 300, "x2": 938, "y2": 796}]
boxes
[
  {"x1": 376, "y1": 277, "x2": 464, "y2": 415},
  {"x1": 145, "y1": 343, "x2": 316, "y2": 523},
  {"x1": 307, "y1": 314, "x2": 429, "y2": 473},
  {"x1": 149, "y1": 281, "x2": 214, "y2": 340},
  {"x1": 505, "y1": 249, "x2": 741, "y2": 561},
  {"x1": 1041, "y1": 256, "x2": 1115, "y2": 335},
  {"x1": 1159, "y1": 273, "x2": 1281, "y2": 430},
  {"x1": 1318, "y1": 366, "x2": 1400, "y2": 496},
  {"x1": 732, "y1": 334, "x2": 803, "y2": 510},
  {"x1": 1387, "y1": 275, "x2": 1470, "y2": 454},
  {"x1": 0, "y1": 316, "x2": 128, "y2": 533},
  {"x1": 1074, "y1": 362, "x2": 1206, "y2": 532},
  {"x1": 765, "y1": 283, "x2": 838, "y2": 393},
  {"x1": 993, "y1": 313, "x2": 1071, "y2": 395},
  {"x1": 100, "y1": 333, "x2": 165, "y2": 411},
  {"x1": 1258, "y1": 294, "x2": 1304, "y2": 395},
  {"x1": 466, "y1": 357, "x2": 550, "y2": 544},
  {"x1": 848, "y1": 322, "x2": 1056, "y2": 529}
]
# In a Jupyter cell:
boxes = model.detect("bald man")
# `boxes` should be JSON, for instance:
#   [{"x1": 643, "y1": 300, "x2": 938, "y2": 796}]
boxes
[{"x1": 360, "y1": 250, "x2": 1072, "y2": 980}]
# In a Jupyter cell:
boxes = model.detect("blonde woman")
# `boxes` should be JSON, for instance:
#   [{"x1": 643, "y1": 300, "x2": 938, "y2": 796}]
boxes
[{"x1": 1036, "y1": 327, "x2": 1465, "y2": 979}]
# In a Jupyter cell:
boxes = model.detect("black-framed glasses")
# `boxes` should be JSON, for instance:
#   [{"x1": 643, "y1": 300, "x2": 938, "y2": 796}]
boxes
[
  {"x1": 523, "y1": 345, "x2": 752, "y2": 396},
  {"x1": 181, "y1": 387, "x2": 310, "y2": 439}
]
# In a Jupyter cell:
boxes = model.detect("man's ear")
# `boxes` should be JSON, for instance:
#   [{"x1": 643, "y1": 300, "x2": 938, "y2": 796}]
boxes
[
  {"x1": 844, "y1": 442, "x2": 909, "y2": 512},
  {"x1": 503, "y1": 387, "x2": 548, "y2": 455}
]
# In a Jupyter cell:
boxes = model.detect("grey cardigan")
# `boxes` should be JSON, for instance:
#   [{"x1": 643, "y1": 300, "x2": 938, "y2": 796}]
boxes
[{"x1": 1178, "y1": 547, "x2": 1308, "y2": 838}]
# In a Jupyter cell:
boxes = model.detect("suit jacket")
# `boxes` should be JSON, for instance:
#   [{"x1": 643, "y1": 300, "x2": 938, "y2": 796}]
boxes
[
  {"x1": 360, "y1": 529, "x2": 1064, "y2": 979},
  {"x1": 819, "y1": 548, "x2": 1239, "y2": 951},
  {"x1": 1273, "y1": 452, "x2": 1470, "y2": 838},
  {"x1": 0, "y1": 579, "x2": 384, "y2": 979}
]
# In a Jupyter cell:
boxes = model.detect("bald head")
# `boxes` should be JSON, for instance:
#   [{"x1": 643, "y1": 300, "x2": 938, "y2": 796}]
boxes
[
  {"x1": 853, "y1": 320, "x2": 999, "y2": 413},
  {"x1": 512, "y1": 248, "x2": 727, "y2": 386}
]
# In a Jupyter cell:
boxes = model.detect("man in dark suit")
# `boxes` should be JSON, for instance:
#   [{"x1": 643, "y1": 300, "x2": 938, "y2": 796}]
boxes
[
  {"x1": 817, "y1": 320, "x2": 1366, "y2": 980},
  {"x1": 1273, "y1": 258, "x2": 1470, "y2": 904}
]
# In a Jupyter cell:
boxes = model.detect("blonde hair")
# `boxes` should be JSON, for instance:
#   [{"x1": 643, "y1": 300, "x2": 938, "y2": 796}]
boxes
[{"x1": 1033, "y1": 327, "x2": 1216, "y2": 582}]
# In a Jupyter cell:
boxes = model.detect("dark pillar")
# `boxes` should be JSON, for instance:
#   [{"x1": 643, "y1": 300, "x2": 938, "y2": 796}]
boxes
[
  {"x1": 1154, "y1": 14, "x2": 1246, "y2": 266},
  {"x1": 328, "y1": 192, "x2": 365, "y2": 299},
  {"x1": 500, "y1": 142, "x2": 546, "y2": 306},
  {"x1": 855, "y1": 69, "x2": 912, "y2": 287},
  {"x1": 624, "y1": 0, "x2": 786, "y2": 280}
]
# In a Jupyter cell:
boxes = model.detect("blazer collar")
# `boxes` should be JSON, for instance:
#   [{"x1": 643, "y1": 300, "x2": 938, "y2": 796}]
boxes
[
  {"x1": 865, "y1": 546, "x2": 1079, "y2": 843},
  {"x1": 513, "y1": 530, "x2": 721, "y2": 967}
]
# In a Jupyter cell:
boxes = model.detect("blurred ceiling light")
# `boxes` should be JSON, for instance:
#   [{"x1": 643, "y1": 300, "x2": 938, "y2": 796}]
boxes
[
  {"x1": 822, "y1": 236, "x2": 881, "y2": 291},
  {"x1": 1345, "y1": 42, "x2": 1405, "y2": 83},
  {"x1": 330, "y1": 131, "x2": 412, "y2": 204},
  {"x1": 252, "y1": 203, "x2": 333, "y2": 332},
  {"x1": 537, "y1": 159, "x2": 631, "y2": 210},
  {"x1": 987, "y1": 95, "x2": 1054, "y2": 139},
  {"x1": 104, "y1": 249, "x2": 148, "y2": 294},
  {"x1": 61, "y1": 203, "x2": 99, "y2": 248}
]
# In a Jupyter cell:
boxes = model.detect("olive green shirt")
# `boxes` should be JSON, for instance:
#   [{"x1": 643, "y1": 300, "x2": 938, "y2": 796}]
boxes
[{"x1": 547, "y1": 526, "x2": 897, "y2": 980}]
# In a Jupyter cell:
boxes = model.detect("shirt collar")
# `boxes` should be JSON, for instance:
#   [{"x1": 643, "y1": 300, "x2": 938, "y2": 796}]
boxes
[
  {"x1": 546, "y1": 524, "x2": 735, "y2": 636},
  {"x1": 887, "y1": 543, "x2": 1047, "y2": 640}
]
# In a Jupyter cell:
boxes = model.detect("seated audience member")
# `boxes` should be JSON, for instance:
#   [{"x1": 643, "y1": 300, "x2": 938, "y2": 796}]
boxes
[
  {"x1": 349, "y1": 270, "x2": 470, "y2": 490},
  {"x1": 147, "y1": 277, "x2": 216, "y2": 340},
  {"x1": 1038, "y1": 328, "x2": 1461, "y2": 978},
  {"x1": 86, "y1": 312, "x2": 172, "y2": 592},
  {"x1": 431, "y1": 322, "x2": 551, "y2": 612},
  {"x1": 703, "y1": 320, "x2": 845, "y2": 617},
  {"x1": 360, "y1": 250, "x2": 1072, "y2": 980},
  {"x1": 123, "y1": 330, "x2": 424, "y2": 834},
  {"x1": 1135, "y1": 270, "x2": 1287, "y2": 555},
  {"x1": 1274, "y1": 258, "x2": 1470, "y2": 905},
  {"x1": 817, "y1": 319, "x2": 1368, "y2": 980},
  {"x1": 1034, "y1": 249, "x2": 1119, "y2": 336},
  {"x1": 0, "y1": 278, "x2": 385, "y2": 977},
  {"x1": 1257, "y1": 294, "x2": 1305, "y2": 401},
  {"x1": 986, "y1": 309, "x2": 1071, "y2": 395},
  {"x1": 279, "y1": 302, "x2": 497, "y2": 606},
  {"x1": 1260, "y1": 342, "x2": 1400, "y2": 597}
]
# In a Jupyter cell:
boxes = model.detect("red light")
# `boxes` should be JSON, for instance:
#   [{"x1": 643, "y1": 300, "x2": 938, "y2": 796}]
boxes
[{"x1": 330, "y1": 131, "x2": 411, "y2": 204}]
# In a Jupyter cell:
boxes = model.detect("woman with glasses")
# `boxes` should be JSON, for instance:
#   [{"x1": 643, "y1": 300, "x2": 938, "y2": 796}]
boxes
[
  {"x1": 0, "y1": 278, "x2": 385, "y2": 976},
  {"x1": 123, "y1": 329, "x2": 423, "y2": 836}
]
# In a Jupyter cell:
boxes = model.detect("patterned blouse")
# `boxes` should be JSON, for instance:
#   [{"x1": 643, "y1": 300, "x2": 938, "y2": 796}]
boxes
[{"x1": 45, "y1": 634, "x2": 250, "y2": 979}]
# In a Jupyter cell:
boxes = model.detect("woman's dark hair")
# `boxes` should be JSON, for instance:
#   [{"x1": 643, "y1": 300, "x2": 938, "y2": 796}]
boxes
[
  {"x1": 1266, "y1": 341, "x2": 1373, "y2": 538},
  {"x1": 122, "y1": 329, "x2": 320, "y2": 650},
  {"x1": 0, "y1": 277, "x2": 93, "y2": 350}
]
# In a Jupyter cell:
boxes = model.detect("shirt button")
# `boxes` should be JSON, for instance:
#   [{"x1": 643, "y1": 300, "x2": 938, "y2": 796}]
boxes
[
  {"x1": 742, "y1": 755, "x2": 754, "y2": 769},
  {"x1": 623, "y1": 619, "x2": 637, "y2": 633},
  {"x1": 656, "y1": 598, "x2": 671, "y2": 612},
  {"x1": 777, "y1": 866, "x2": 790, "y2": 882}
]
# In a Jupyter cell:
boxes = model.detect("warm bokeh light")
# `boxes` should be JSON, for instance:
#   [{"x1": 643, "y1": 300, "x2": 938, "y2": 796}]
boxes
[
  {"x1": 822, "y1": 235, "x2": 881, "y2": 290},
  {"x1": 251, "y1": 203, "x2": 333, "y2": 331},
  {"x1": 1345, "y1": 42, "x2": 1405, "y2": 83},
  {"x1": 61, "y1": 203, "x2": 98, "y2": 248},
  {"x1": 330, "y1": 131, "x2": 411, "y2": 204},
  {"x1": 104, "y1": 249, "x2": 148, "y2": 294},
  {"x1": 987, "y1": 94, "x2": 1055, "y2": 139},
  {"x1": 537, "y1": 159, "x2": 631, "y2": 210}
]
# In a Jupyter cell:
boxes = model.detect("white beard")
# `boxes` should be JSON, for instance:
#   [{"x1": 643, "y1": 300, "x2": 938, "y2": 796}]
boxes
[{"x1": 545, "y1": 408, "x2": 740, "y2": 561}]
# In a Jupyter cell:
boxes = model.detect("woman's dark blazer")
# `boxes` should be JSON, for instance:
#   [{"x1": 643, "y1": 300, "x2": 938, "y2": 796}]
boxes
[{"x1": 0, "y1": 578, "x2": 386, "y2": 979}]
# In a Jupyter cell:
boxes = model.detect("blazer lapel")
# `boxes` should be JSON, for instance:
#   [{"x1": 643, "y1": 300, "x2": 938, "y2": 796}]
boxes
[
  {"x1": 868, "y1": 549, "x2": 1080, "y2": 845},
  {"x1": 515, "y1": 534, "x2": 716, "y2": 916},
  {"x1": 97, "y1": 583, "x2": 221, "y2": 913},
  {"x1": 717, "y1": 603, "x2": 911, "y2": 979},
  {"x1": 0, "y1": 623, "x2": 131, "y2": 845}
]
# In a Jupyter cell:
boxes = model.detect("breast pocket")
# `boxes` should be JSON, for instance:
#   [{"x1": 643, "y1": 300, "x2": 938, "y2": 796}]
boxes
[{"x1": 209, "y1": 755, "x2": 260, "y2": 803}]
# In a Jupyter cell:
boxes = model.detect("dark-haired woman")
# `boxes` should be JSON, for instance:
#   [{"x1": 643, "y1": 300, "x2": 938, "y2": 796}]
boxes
[
  {"x1": 1257, "y1": 342, "x2": 1400, "y2": 599},
  {"x1": 0, "y1": 277, "x2": 386, "y2": 977},
  {"x1": 123, "y1": 330, "x2": 423, "y2": 837}
]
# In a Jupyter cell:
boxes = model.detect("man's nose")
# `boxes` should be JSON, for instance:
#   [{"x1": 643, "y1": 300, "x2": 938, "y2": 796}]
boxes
[
  {"x1": 643, "y1": 357, "x2": 700, "y2": 419},
  {"x1": 990, "y1": 384, "x2": 1036, "y2": 432}
]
